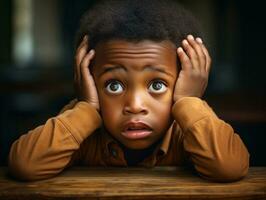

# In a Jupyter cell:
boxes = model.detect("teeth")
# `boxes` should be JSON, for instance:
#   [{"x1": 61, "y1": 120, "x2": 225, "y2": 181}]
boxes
[
  {"x1": 129, "y1": 128, "x2": 141, "y2": 130},
  {"x1": 127, "y1": 127, "x2": 150, "y2": 131}
]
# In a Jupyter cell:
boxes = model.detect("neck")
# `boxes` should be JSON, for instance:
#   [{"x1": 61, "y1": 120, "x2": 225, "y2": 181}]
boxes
[{"x1": 120, "y1": 139, "x2": 162, "y2": 166}]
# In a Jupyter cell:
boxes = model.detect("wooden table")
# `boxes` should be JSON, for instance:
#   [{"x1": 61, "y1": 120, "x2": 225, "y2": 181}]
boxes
[{"x1": 0, "y1": 167, "x2": 265, "y2": 200}]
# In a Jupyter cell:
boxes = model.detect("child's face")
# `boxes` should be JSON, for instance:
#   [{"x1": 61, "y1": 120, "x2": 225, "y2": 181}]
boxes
[{"x1": 92, "y1": 40, "x2": 178, "y2": 149}]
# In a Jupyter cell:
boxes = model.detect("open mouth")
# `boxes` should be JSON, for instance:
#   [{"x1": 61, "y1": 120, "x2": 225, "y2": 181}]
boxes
[{"x1": 121, "y1": 122, "x2": 153, "y2": 139}]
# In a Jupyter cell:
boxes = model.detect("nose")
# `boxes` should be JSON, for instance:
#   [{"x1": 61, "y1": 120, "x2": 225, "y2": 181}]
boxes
[{"x1": 123, "y1": 90, "x2": 148, "y2": 115}]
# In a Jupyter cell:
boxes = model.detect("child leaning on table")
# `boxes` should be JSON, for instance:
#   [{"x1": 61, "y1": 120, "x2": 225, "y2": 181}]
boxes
[{"x1": 8, "y1": 0, "x2": 250, "y2": 182}]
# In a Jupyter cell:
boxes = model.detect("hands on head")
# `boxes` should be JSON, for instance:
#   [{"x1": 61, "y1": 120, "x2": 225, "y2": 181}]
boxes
[
  {"x1": 174, "y1": 34, "x2": 211, "y2": 102},
  {"x1": 74, "y1": 35, "x2": 99, "y2": 111},
  {"x1": 74, "y1": 34, "x2": 211, "y2": 111}
]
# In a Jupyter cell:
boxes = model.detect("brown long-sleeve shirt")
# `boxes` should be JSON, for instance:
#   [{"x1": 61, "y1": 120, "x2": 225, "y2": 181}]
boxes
[{"x1": 8, "y1": 97, "x2": 250, "y2": 182}]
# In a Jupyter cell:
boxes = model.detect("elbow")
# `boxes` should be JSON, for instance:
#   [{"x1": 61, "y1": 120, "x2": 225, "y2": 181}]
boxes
[
  {"x1": 8, "y1": 154, "x2": 65, "y2": 181},
  {"x1": 8, "y1": 151, "x2": 51, "y2": 181},
  {"x1": 197, "y1": 155, "x2": 250, "y2": 183},
  {"x1": 8, "y1": 140, "x2": 43, "y2": 181},
  {"x1": 213, "y1": 162, "x2": 249, "y2": 182},
  {"x1": 8, "y1": 157, "x2": 37, "y2": 181},
  {"x1": 8, "y1": 159, "x2": 57, "y2": 181}
]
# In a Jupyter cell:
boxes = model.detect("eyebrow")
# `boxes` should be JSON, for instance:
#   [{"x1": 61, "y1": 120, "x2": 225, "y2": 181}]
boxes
[
  {"x1": 99, "y1": 65, "x2": 127, "y2": 77},
  {"x1": 99, "y1": 65, "x2": 174, "y2": 78}
]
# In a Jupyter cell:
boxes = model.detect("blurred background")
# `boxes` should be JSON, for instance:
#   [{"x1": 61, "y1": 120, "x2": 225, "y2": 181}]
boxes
[{"x1": 0, "y1": 0, "x2": 265, "y2": 166}]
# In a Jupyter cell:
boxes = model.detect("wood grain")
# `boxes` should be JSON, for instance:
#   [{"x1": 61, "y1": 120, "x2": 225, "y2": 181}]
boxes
[{"x1": 0, "y1": 167, "x2": 265, "y2": 200}]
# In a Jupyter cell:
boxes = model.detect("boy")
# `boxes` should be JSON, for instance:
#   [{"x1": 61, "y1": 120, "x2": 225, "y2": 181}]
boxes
[{"x1": 8, "y1": 0, "x2": 250, "y2": 182}]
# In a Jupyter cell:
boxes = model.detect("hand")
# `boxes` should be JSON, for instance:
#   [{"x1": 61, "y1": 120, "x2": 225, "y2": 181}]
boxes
[
  {"x1": 173, "y1": 35, "x2": 211, "y2": 102},
  {"x1": 74, "y1": 35, "x2": 100, "y2": 110}
]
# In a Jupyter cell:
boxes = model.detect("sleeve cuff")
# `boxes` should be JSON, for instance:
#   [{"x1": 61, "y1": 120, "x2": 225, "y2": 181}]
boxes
[
  {"x1": 57, "y1": 101, "x2": 102, "y2": 144},
  {"x1": 172, "y1": 97, "x2": 217, "y2": 131}
]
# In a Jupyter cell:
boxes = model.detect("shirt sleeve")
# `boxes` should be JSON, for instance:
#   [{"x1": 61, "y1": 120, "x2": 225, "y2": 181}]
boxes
[
  {"x1": 172, "y1": 97, "x2": 250, "y2": 182},
  {"x1": 8, "y1": 100, "x2": 102, "y2": 181}
]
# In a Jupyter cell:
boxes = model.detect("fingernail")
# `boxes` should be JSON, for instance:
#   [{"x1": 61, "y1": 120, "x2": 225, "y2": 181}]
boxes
[
  {"x1": 187, "y1": 35, "x2": 194, "y2": 40},
  {"x1": 196, "y1": 37, "x2": 203, "y2": 44},
  {"x1": 84, "y1": 35, "x2": 88, "y2": 40},
  {"x1": 89, "y1": 49, "x2": 95, "y2": 55},
  {"x1": 177, "y1": 47, "x2": 183, "y2": 53},
  {"x1": 183, "y1": 40, "x2": 188, "y2": 45}
]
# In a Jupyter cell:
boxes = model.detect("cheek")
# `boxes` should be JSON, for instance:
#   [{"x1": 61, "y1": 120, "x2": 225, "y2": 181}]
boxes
[
  {"x1": 161, "y1": 90, "x2": 174, "y2": 104},
  {"x1": 99, "y1": 94, "x2": 122, "y2": 128},
  {"x1": 152, "y1": 97, "x2": 172, "y2": 118},
  {"x1": 150, "y1": 91, "x2": 173, "y2": 123},
  {"x1": 153, "y1": 88, "x2": 174, "y2": 109}
]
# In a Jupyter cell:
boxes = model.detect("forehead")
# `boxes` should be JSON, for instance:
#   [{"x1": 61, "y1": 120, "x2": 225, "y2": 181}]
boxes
[{"x1": 93, "y1": 40, "x2": 177, "y2": 71}]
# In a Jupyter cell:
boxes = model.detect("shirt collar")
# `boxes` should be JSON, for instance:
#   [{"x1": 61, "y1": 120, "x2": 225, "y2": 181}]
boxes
[
  {"x1": 101, "y1": 121, "x2": 177, "y2": 156},
  {"x1": 158, "y1": 121, "x2": 176, "y2": 155}
]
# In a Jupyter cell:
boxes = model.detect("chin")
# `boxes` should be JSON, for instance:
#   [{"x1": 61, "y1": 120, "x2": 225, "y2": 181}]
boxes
[{"x1": 121, "y1": 139, "x2": 155, "y2": 150}]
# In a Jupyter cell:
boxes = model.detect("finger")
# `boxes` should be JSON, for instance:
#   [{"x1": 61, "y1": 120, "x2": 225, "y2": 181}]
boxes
[
  {"x1": 80, "y1": 49, "x2": 98, "y2": 105},
  {"x1": 76, "y1": 36, "x2": 89, "y2": 67},
  {"x1": 177, "y1": 47, "x2": 193, "y2": 71},
  {"x1": 200, "y1": 43, "x2": 211, "y2": 73},
  {"x1": 75, "y1": 36, "x2": 88, "y2": 82},
  {"x1": 80, "y1": 49, "x2": 96, "y2": 83},
  {"x1": 187, "y1": 35, "x2": 206, "y2": 73},
  {"x1": 182, "y1": 39, "x2": 199, "y2": 70},
  {"x1": 76, "y1": 35, "x2": 88, "y2": 52}
]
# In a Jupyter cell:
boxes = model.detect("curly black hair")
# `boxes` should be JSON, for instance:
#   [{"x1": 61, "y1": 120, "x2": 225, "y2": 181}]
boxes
[{"x1": 75, "y1": 0, "x2": 202, "y2": 49}]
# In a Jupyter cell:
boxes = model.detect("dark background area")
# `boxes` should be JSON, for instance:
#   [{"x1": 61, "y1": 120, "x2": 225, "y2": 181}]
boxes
[{"x1": 0, "y1": 0, "x2": 265, "y2": 166}]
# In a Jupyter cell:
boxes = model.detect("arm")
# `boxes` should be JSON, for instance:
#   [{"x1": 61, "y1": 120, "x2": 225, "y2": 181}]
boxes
[
  {"x1": 173, "y1": 35, "x2": 250, "y2": 182},
  {"x1": 8, "y1": 36, "x2": 101, "y2": 181},
  {"x1": 8, "y1": 101, "x2": 101, "y2": 181},
  {"x1": 172, "y1": 97, "x2": 249, "y2": 182}
]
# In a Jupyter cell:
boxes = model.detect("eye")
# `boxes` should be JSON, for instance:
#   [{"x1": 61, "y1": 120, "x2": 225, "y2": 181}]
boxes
[
  {"x1": 105, "y1": 80, "x2": 124, "y2": 94},
  {"x1": 148, "y1": 80, "x2": 167, "y2": 94}
]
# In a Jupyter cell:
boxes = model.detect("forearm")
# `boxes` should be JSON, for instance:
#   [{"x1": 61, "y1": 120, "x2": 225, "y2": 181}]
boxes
[
  {"x1": 172, "y1": 97, "x2": 250, "y2": 182},
  {"x1": 8, "y1": 101, "x2": 101, "y2": 181}
]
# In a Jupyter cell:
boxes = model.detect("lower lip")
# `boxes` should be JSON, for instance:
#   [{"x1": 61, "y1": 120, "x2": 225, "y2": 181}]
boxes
[{"x1": 121, "y1": 130, "x2": 152, "y2": 140}]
